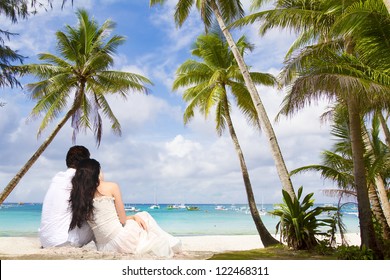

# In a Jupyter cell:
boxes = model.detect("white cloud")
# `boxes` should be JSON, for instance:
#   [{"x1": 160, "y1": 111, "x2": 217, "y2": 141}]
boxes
[
  {"x1": 149, "y1": 0, "x2": 199, "y2": 47},
  {"x1": 104, "y1": 92, "x2": 181, "y2": 130},
  {"x1": 164, "y1": 134, "x2": 201, "y2": 158}
]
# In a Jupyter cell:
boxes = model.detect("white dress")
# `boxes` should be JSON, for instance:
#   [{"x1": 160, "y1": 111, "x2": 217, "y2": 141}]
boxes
[{"x1": 88, "y1": 196, "x2": 181, "y2": 258}]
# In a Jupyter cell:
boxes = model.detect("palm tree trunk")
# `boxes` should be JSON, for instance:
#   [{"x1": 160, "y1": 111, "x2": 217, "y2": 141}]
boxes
[
  {"x1": 210, "y1": 0, "x2": 296, "y2": 201},
  {"x1": 374, "y1": 175, "x2": 390, "y2": 231},
  {"x1": 378, "y1": 111, "x2": 390, "y2": 147},
  {"x1": 368, "y1": 184, "x2": 390, "y2": 240},
  {"x1": 222, "y1": 96, "x2": 279, "y2": 247},
  {"x1": 0, "y1": 108, "x2": 75, "y2": 204},
  {"x1": 347, "y1": 96, "x2": 383, "y2": 258},
  {"x1": 362, "y1": 118, "x2": 390, "y2": 231}
]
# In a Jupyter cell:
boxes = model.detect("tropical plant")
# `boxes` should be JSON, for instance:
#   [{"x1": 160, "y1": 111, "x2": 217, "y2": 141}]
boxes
[
  {"x1": 150, "y1": 0, "x2": 296, "y2": 201},
  {"x1": 270, "y1": 186, "x2": 337, "y2": 250},
  {"x1": 0, "y1": 9, "x2": 152, "y2": 203},
  {"x1": 173, "y1": 32, "x2": 279, "y2": 247}
]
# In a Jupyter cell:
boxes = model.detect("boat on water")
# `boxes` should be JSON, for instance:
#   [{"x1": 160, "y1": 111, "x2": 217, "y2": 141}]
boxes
[
  {"x1": 239, "y1": 204, "x2": 267, "y2": 215},
  {"x1": 186, "y1": 206, "x2": 200, "y2": 211},
  {"x1": 259, "y1": 196, "x2": 267, "y2": 215},
  {"x1": 124, "y1": 205, "x2": 140, "y2": 212},
  {"x1": 149, "y1": 187, "x2": 160, "y2": 209},
  {"x1": 177, "y1": 203, "x2": 187, "y2": 209},
  {"x1": 215, "y1": 205, "x2": 228, "y2": 211},
  {"x1": 245, "y1": 208, "x2": 266, "y2": 215},
  {"x1": 166, "y1": 203, "x2": 186, "y2": 210},
  {"x1": 259, "y1": 208, "x2": 267, "y2": 216}
]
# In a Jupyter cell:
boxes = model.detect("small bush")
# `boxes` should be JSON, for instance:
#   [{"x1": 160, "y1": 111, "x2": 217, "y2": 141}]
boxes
[
  {"x1": 336, "y1": 245, "x2": 374, "y2": 260},
  {"x1": 314, "y1": 239, "x2": 335, "y2": 255},
  {"x1": 381, "y1": 239, "x2": 390, "y2": 259}
]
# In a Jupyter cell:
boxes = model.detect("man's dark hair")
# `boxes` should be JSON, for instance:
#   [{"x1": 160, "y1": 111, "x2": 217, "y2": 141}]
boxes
[{"x1": 66, "y1": 146, "x2": 90, "y2": 168}]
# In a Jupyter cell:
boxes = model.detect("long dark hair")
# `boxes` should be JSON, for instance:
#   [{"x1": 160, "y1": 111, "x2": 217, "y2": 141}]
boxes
[{"x1": 69, "y1": 158, "x2": 101, "y2": 231}]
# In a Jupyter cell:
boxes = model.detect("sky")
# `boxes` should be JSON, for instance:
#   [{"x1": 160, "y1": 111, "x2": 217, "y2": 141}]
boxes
[{"x1": 0, "y1": 0, "x2": 340, "y2": 204}]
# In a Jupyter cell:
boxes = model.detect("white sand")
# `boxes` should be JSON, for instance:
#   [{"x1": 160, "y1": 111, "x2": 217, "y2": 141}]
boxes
[{"x1": 0, "y1": 234, "x2": 361, "y2": 260}]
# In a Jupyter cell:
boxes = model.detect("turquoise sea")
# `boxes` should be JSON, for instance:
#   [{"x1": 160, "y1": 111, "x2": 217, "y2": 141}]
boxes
[{"x1": 0, "y1": 203, "x2": 360, "y2": 237}]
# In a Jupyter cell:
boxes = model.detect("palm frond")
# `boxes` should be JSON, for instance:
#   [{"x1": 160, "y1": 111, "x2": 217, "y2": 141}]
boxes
[
  {"x1": 175, "y1": 0, "x2": 194, "y2": 27},
  {"x1": 217, "y1": 0, "x2": 245, "y2": 24},
  {"x1": 95, "y1": 93, "x2": 121, "y2": 142},
  {"x1": 322, "y1": 189, "x2": 357, "y2": 198}
]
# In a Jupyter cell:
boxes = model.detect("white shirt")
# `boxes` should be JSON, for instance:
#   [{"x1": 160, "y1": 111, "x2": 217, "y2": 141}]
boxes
[{"x1": 39, "y1": 168, "x2": 94, "y2": 248}]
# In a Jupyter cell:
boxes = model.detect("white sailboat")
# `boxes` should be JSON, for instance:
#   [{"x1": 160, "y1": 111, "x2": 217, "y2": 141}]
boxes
[
  {"x1": 177, "y1": 203, "x2": 187, "y2": 209},
  {"x1": 259, "y1": 195, "x2": 267, "y2": 216},
  {"x1": 215, "y1": 205, "x2": 228, "y2": 211},
  {"x1": 149, "y1": 187, "x2": 160, "y2": 209},
  {"x1": 149, "y1": 204, "x2": 160, "y2": 209}
]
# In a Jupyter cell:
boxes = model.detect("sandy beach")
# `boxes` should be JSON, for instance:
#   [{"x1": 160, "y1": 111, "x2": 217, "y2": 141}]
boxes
[{"x1": 0, "y1": 233, "x2": 361, "y2": 260}]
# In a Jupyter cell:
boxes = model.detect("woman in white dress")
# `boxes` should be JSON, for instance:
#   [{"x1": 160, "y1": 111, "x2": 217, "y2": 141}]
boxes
[{"x1": 68, "y1": 158, "x2": 181, "y2": 258}]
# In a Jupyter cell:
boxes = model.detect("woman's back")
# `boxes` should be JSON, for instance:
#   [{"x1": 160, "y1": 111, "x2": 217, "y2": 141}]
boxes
[{"x1": 88, "y1": 196, "x2": 123, "y2": 245}]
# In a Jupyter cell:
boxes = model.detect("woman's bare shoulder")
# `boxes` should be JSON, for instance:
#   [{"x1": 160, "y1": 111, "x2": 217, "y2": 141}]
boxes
[
  {"x1": 100, "y1": 180, "x2": 119, "y2": 187},
  {"x1": 98, "y1": 181, "x2": 120, "y2": 196}
]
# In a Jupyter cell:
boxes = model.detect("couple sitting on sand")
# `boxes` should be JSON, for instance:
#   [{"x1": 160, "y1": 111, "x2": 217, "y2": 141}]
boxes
[{"x1": 38, "y1": 146, "x2": 181, "y2": 258}]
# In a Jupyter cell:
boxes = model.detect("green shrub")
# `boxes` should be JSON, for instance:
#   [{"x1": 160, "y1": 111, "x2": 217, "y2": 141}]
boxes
[
  {"x1": 336, "y1": 245, "x2": 374, "y2": 260},
  {"x1": 314, "y1": 239, "x2": 335, "y2": 255}
]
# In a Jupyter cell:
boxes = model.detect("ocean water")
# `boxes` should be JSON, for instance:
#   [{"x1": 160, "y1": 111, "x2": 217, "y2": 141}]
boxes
[{"x1": 0, "y1": 203, "x2": 360, "y2": 237}]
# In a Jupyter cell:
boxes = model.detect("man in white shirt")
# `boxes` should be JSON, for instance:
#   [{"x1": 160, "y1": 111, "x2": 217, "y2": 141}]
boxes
[{"x1": 39, "y1": 146, "x2": 94, "y2": 248}]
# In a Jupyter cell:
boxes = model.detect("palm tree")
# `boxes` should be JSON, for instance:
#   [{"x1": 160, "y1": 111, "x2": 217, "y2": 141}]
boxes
[
  {"x1": 279, "y1": 48, "x2": 390, "y2": 258},
  {"x1": 150, "y1": 0, "x2": 296, "y2": 201},
  {"x1": 0, "y1": 9, "x2": 152, "y2": 203},
  {"x1": 291, "y1": 108, "x2": 390, "y2": 241},
  {"x1": 0, "y1": 0, "x2": 73, "y2": 89},
  {"x1": 237, "y1": 0, "x2": 389, "y2": 258},
  {"x1": 363, "y1": 113, "x2": 390, "y2": 235},
  {"x1": 236, "y1": 0, "x2": 390, "y2": 72},
  {"x1": 173, "y1": 32, "x2": 279, "y2": 246},
  {"x1": 0, "y1": 0, "x2": 29, "y2": 88},
  {"x1": 0, "y1": 34, "x2": 24, "y2": 88},
  {"x1": 331, "y1": 2, "x2": 390, "y2": 228}
]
